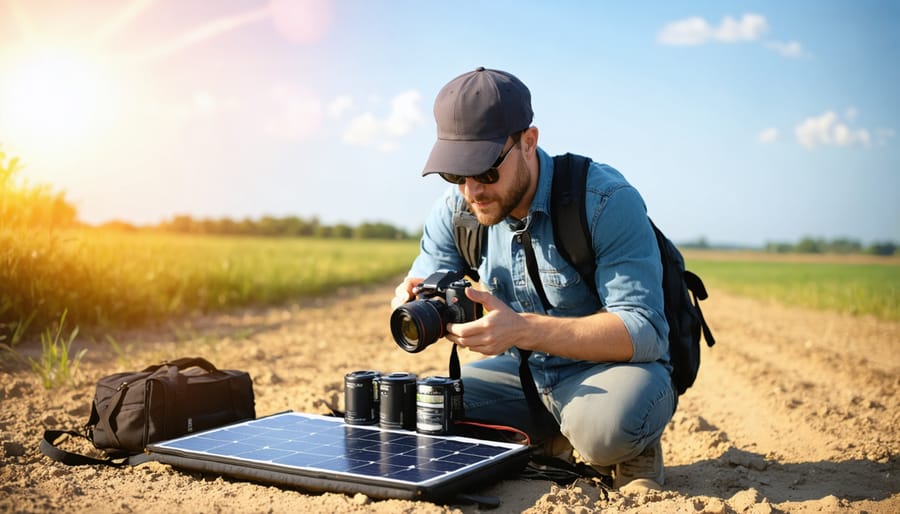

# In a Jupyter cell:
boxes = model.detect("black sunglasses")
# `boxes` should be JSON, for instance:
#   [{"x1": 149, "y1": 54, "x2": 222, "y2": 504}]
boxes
[{"x1": 439, "y1": 141, "x2": 518, "y2": 185}]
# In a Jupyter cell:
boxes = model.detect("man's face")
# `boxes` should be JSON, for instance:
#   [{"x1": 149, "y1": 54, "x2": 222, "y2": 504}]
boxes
[{"x1": 460, "y1": 139, "x2": 530, "y2": 226}]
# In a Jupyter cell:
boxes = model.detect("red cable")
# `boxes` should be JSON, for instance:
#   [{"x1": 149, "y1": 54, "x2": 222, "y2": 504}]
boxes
[{"x1": 453, "y1": 420, "x2": 531, "y2": 446}]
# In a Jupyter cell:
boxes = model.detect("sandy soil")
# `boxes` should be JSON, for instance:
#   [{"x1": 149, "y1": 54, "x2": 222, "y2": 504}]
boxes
[{"x1": 2, "y1": 280, "x2": 898, "y2": 513}]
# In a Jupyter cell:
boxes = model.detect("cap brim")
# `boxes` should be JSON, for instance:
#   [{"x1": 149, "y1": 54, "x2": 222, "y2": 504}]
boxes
[{"x1": 421, "y1": 137, "x2": 506, "y2": 177}]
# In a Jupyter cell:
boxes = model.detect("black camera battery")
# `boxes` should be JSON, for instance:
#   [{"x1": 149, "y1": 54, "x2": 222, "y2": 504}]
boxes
[
  {"x1": 379, "y1": 372, "x2": 418, "y2": 430},
  {"x1": 344, "y1": 370, "x2": 381, "y2": 425},
  {"x1": 416, "y1": 376, "x2": 464, "y2": 435}
]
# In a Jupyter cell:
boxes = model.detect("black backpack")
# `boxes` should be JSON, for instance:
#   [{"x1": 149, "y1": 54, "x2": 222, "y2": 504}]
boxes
[{"x1": 452, "y1": 153, "x2": 715, "y2": 397}]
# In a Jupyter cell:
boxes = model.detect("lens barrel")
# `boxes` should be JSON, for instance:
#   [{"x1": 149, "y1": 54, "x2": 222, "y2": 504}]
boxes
[
  {"x1": 390, "y1": 299, "x2": 446, "y2": 353},
  {"x1": 343, "y1": 370, "x2": 381, "y2": 425},
  {"x1": 378, "y1": 372, "x2": 418, "y2": 430},
  {"x1": 416, "y1": 376, "x2": 464, "y2": 435}
]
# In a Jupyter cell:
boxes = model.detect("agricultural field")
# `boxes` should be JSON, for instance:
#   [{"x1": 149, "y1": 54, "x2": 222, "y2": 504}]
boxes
[
  {"x1": 683, "y1": 250, "x2": 899, "y2": 321},
  {"x1": 0, "y1": 228, "x2": 420, "y2": 343},
  {"x1": 3, "y1": 245, "x2": 898, "y2": 514},
  {"x1": 4, "y1": 230, "x2": 897, "y2": 350}
]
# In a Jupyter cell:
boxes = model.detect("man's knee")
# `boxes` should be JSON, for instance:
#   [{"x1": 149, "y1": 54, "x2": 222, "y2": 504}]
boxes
[
  {"x1": 560, "y1": 414, "x2": 641, "y2": 466},
  {"x1": 558, "y1": 392, "x2": 672, "y2": 466}
]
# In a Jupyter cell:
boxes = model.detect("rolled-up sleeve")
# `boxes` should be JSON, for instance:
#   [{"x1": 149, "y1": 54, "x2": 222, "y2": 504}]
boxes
[
  {"x1": 408, "y1": 187, "x2": 469, "y2": 279},
  {"x1": 587, "y1": 178, "x2": 669, "y2": 363}
]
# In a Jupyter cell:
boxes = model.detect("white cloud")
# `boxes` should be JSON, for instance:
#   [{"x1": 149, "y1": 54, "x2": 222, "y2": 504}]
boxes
[
  {"x1": 875, "y1": 128, "x2": 896, "y2": 146},
  {"x1": 657, "y1": 16, "x2": 711, "y2": 46},
  {"x1": 384, "y1": 90, "x2": 423, "y2": 136},
  {"x1": 659, "y1": 14, "x2": 808, "y2": 59},
  {"x1": 765, "y1": 40, "x2": 807, "y2": 58},
  {"x1": 794, "y1": 110, "x2": 871, "y2": 149},
  {"x1": 715, "y1": 14, "x2": 768, "y2": 42},
  {"x1": 328, "y1": 95, "x2": 353, "y2": 118},
  {"x1": 658, "y1": 13, "x2": 768, "y2": 45},
  {"x1": 758, "y1": 127, "x2": 779, "y2": 144},
  {"x1": 342, "y1": 89, "x2": 423, "y2": 152},
  {"x1": 263, "y1": 84, "x2": 323, "y2": 140},
  {"x1": 343, "y1": 112, "x2": 379, "y2": 146}
]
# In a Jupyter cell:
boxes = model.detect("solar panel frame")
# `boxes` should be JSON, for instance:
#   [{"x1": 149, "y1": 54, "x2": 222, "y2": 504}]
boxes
[{"x1": 145, "y1": 411, "x2": 530, "y2": 502}]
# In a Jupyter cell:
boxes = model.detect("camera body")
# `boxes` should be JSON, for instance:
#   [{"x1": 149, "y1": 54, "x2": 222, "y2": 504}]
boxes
[{"x1": 390, "y1": 270, "x2": 482, "y2": 353}]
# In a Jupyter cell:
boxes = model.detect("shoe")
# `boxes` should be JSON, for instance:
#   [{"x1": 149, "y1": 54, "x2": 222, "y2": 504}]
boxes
[
  {"x1": 535, "y1": 434, "x2": 574, "y2": 463},
  {"x1": 614, "y1": 437, "x2": 664, "y2": 491}
]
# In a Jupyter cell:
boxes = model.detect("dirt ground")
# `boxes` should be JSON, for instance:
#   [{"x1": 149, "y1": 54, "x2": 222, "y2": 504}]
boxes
[{"x1": 1, "y1": 280, "x2": 898, "y2": 513}]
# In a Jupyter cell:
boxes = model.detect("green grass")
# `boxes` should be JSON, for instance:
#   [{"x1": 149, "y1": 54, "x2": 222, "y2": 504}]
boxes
[
  {"x1": 1, "y1": 228, "x2": 420, "y2": 341},
  {"x1": 29, "y1": 309, "x2": 86, "y2": 389},
  {"x1": 684, "y1": 255, "x2": 900, "y2": 321},
  {"x1": 4, "y1": 229, "x2": 897, "y2": 353}
]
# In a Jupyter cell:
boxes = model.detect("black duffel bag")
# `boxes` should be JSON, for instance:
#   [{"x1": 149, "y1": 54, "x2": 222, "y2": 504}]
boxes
[{"x1": 42, "y1": 357, "x2": 255, "y2": 466}]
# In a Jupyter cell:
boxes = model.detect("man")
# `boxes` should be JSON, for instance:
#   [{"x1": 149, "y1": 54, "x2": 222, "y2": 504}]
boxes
[{"x1": 391, "y1": 67, "x2": 674, "y2": 491}]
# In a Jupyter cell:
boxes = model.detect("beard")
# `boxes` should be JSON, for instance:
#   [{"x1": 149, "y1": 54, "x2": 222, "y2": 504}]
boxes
[{"x1": 466, "y1": 152, "x2": 531, "y2": 226}]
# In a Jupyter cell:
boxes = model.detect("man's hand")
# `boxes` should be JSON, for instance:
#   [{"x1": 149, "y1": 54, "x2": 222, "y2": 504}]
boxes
[
  {"x1": 444, "y1": 287, "x2": 529, "y2": 356},
  {"x1": 391, "y1": 276, "x2": 423, "y2": 310}
]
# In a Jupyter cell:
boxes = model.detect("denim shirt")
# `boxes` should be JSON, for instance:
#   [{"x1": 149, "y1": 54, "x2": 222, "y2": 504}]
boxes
[{"x1": 409, "y1": 148, "x2": 669, "y2": 365}]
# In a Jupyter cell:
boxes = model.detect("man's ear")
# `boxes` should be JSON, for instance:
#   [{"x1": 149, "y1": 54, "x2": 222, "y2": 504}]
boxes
[{"x1": 521, "y1": 126, "x2": 539, "y2": 155}]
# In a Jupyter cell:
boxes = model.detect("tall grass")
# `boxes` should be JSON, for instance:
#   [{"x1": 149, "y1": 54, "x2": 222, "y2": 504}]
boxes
[
  {"x1": 5, "y1": 227, "x2": 896, "y2": 349},
  {"x1": 29, "y1": 310, "x2": 86, "y2": 388},
  {"x1": 1, "y1": 228, "x2": 419, "y2": 341},
  {"x1": 685, "y1": 256, "x2": 899, "y2": 321}
]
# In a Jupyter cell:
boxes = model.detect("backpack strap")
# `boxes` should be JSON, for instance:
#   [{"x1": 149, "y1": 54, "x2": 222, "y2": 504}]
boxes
[
  {"x1": 452, "y1": 195, "x2": 486, "y2": 282},
  {"x1": 685, "y1": 270, "x2": 716, "y2": 347},
  {"x1": 550, "y1": 153, "x2": 598, "y2": 299}
]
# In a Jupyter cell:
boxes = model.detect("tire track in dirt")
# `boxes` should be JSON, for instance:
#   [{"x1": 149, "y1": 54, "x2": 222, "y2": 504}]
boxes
[
  {"x1": 659, "y1": 289, "x2": 899, "y2": 510},
  {"x1": 691, "y1": 290, "x2": 899, "y2": 464}
]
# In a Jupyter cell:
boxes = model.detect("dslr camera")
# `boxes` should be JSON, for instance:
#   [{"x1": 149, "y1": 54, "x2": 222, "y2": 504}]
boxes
[{"x1": 390, "y1": 270, "x2": 482, "y2": 353}]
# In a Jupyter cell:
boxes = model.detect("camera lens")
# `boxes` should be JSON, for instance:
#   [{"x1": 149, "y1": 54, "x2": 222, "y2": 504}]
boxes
[
  {"x1": 390, "y1": 299, "x2": 446, "y2": 353},
  {"x1": 399, "y1": 315, "x2": 420, "y2": 342}
]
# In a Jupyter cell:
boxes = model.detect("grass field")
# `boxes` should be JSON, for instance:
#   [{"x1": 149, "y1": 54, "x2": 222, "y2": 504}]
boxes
[
  {"x1": 683, "y1": 251, "x2": 900, "y2": 321},
  {"x1": 0, "y1": 228, "x2": 420, "y2": 342},
  {"x1": 3, "y1": 231, "x2": 897, "y2": 348}
]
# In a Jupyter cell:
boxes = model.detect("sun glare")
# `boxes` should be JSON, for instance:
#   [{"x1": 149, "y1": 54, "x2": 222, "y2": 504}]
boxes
[{"x1": 0, "y1": 47, "x2": 118, "y2": 152}]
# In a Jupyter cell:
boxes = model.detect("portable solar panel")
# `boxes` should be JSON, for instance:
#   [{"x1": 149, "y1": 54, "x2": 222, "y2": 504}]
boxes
[{"x1": 145, "y1": 411, "x2": 530, "y2": 502}]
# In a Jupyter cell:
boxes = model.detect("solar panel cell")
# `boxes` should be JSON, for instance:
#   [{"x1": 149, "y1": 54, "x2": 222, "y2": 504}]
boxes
[{"x1": 146, "y1": 411, "x2": 529, "y2": 502}]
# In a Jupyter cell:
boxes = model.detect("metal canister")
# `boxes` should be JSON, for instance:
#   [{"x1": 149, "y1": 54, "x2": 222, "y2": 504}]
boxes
[
  {"x1": 416, "y1": 376, "x2": 464, "y2": 435},
  {"x1": 379, "y1": 372, "x2": 418, "y2": 430},
  {"x1": 344, "y1": 370, "x2": 381, "y2": 425}
]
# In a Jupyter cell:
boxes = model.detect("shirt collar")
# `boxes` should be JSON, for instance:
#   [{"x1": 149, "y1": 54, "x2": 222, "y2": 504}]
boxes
[
  {"x1": 502, "y1": 147, "x2": 554, "y2": 230},
  {"x1": 530, "y1": 147, "x2": 554, "y2": 217}
]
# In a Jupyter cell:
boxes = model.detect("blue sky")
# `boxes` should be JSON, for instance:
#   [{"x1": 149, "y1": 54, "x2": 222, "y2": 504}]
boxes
[{"x1": 0, "y1": 0, "x2": 897, "y2": 246}]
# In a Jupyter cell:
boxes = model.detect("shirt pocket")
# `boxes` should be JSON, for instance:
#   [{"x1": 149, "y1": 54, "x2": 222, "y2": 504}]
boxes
[{"x1": 539, "y1": 262, "x2": 600, "y2": 316}]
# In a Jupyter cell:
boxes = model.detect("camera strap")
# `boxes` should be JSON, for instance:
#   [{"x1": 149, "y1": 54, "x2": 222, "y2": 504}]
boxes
[
  {"x1": 449, "y1": 343, "x2": 461, "y2": 380},
  {"x1": 515, "y1": 226, "x2": 553, "y2": 312},
  {"x1": 513, "y1": 221, "x2": 554, "y2": 423},
  {"x1": 446, "y1": 221, "x2": 555, "y2": 429}
]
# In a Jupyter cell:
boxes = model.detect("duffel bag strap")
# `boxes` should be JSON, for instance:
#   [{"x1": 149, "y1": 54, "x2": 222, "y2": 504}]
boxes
[
  {"x1": 40, "y1": 429, "x2": 124, "y2": 467},
  {"x1": 94, "y1": 386, "x2": 128, "y2": 449},
  {"x1": 141, "y1": 357, "x2": 218, "y2": 374},
  {"x1": 41, "y1": 430, "x2": 154, "y2": 467},
  {"x1": 168, "y1": 357, "x2": 218, "y2": 372}
]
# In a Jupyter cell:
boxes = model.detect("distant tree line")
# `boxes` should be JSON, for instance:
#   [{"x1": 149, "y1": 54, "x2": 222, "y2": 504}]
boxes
[
  {"x1": 102, "y1": 215, "x2": 417, "y2": 240},
  {"x1": 3, "y1": 147, "x2": 895, "y2": 251},
  {"x1": 679, "y1": 236, "x2": 896, "y2": 256},
  {"x1": 765, "y1": 237, "x2": 896, "y2": 256}
]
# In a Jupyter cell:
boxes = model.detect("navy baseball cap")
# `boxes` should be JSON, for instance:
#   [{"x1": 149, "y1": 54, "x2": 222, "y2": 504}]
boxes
[{"x1": 422, "y1": 67, "x2": 533, "y2": 177}]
